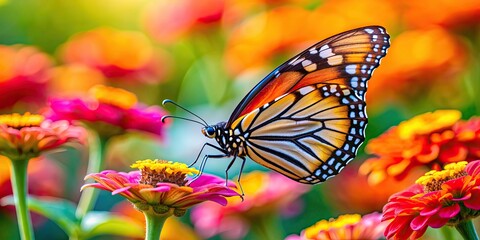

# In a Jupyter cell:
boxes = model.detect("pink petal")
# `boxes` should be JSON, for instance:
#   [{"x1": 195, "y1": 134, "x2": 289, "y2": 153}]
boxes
[
  {"x1": 465, "y1": 160, "x2": 480, "y2": 176},
  {"x1": 438, "y1": 204, "x2": 460, "y2": 218},
  {"x1": 464, "y1": 188, "x2": 480, "y2": 210},
  {"x1": 427, "y1": 215, "x2": 449, "y2": 228},
  {"x1": 420, "y1": 205, "x2": 441, "y2": 216},
  {"x1": 411, "y1": 215, "x2": 429, "y2": 231},
  {"x1": 112, "y1": 186, "x2": 132, "y2": 195}
]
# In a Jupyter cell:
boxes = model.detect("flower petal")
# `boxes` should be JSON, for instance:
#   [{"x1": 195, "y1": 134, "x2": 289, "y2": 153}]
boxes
[{"x1": 438, "y1": 204, "x2": 460, "y2": 218}]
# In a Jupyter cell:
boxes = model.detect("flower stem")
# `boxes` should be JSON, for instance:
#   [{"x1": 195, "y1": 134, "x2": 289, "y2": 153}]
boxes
[
  {"x1": 75, "y1": 133, "x2": 108, "y2": 219},
  {"x1": 455, "y1": 220, "x2": 479, "y2": 240},
  {"x1": 144, "y1": 213, "x2": 169, "y2": 240},
  {"x1": 10, "y1": 158, "x2": 35, "y2": 240},
  {"x1": 249, "y1": 213, "x2": 283, "y2": 240}
]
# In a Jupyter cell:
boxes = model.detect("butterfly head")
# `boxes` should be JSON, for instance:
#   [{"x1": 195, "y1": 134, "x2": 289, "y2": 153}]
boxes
[
  {"x1": 201, "y1": 125, "x2": 217, "y2": 138},
  {"x1": 202, "y1": 122, "x2": 227, "y2": 139}
]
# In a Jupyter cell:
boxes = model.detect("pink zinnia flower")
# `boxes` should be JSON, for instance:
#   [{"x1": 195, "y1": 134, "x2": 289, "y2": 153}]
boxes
[
  {"x1": 44, "y1": 85, "x2": 168, "y2": 138},
  {"x1": 286, "y1": 212, "x2": 388, "y2": 240},
  {"x1": 191, "y1": 171, "x2": 309, "y2": 239},
  {"x1": 383, "y1": 161, "x2": 480, "y2": 240},
  {"x1": 0, "y1": 113, "x2": 84, "y2": 161},
  {"x1": 0, "y1": 45, "x2": 52, "y2": 110},
  {"x1": 81, "y1": 159, "x2": 240, "y2": 217}
]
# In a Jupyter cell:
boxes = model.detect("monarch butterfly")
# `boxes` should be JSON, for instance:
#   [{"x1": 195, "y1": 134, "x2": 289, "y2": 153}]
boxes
[{"x1": 163, "y1": 26, "x2": 390, "y2": 185}]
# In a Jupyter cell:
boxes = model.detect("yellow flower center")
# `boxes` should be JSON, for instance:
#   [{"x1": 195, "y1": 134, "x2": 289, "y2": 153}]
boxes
[
  {"x1": 304, "y1": 214, "x2": 361, "y2": 239},
  {"x1": 131, "y1": 159, "x2": 199, "y2": 186},
  {"x1": 0, "y1": 113, "x2": 44, "y2": 128},
  {"x1": 416, "y1": 161, "x2": 468, "y2": 192},
  {"x1": 89, "y1": 85, "x2": 138, "y2": 109},
  {"x1": 397, "y1": 110, "x2": 461, "y2": 139}
]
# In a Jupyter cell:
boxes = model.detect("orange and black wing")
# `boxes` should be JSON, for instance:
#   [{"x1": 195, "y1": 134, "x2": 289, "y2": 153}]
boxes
[
  {"x1": 227, "y1": 26, "x2": 390, "y2": 126},
  {"x1": 230, "y1": 84, "x2": 366, "y2": 183}
]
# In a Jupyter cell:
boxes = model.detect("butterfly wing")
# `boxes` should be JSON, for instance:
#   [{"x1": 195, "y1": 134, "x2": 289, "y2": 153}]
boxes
[
  {"x1": 230, "y1": 84, "x2": 366, "y2": 183},
  {"x1": 227, "y1": 26, "x2": 389, "y2": 126}
]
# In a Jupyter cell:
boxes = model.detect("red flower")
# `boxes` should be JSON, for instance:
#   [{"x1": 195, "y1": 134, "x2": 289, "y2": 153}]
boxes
[
  {"x1": 360, "y1": 110, "x2": 480, "y2": 184},
  {"x1": 383, "y1": 161, "x2": 480, "y2": 239}
]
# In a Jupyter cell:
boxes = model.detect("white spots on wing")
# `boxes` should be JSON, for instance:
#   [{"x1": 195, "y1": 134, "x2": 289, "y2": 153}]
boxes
[
  {"x1": 365, "y1": 54, "x2": 372, "y2": 62},
  {"x1": 234, "y1": 129, "x2": 241, "y2": 135},
  {"x1": 299, "y1": 85, "x2": 315, "y2": 95},
  {"x1": 302, "y1": 59, "x2": 312, "y2": 67},
  {"x1": 327, "y1": 55, "x2": 343, "y2": 66},
  {"x1": 378, "y1": 27, "x2": 385, "y2": 34},
  {"x1": 302, "y1": 59, "x2": 317, "y2": 72},
  {"x1": 373, "y1": 44, "x2": 380, "y2": 52},
  {"x1": 309, "y1": 47, "x2": 318, "y2": 55},
  {"x1": 365, "y1": 28, "x2": 374, "y2": 34},
  {"x1": 319, "y1": 44, "x2": 335, "y2": 58},
  {"x1": 345, "y1": 64, "x2": 357, "y2": 74},
  {"x1": 361, "y1": 65, "x2": 367, "y2": 74},
  {"x1": 342, "y1": 88, "x2": 351, "y2": 95},
  {"x1": 372, "y1": 34, "x2": 378, "y2": 42}
]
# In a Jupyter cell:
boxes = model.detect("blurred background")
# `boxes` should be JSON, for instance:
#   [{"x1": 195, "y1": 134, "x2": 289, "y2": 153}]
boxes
[{"x1": 0, "y1": 0, "x2": 479, "y2": 239}]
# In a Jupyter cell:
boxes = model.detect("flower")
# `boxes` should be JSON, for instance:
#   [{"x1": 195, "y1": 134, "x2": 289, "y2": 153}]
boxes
[
  {"x1": 382, "y1": 161, "x2": 480, "y2": 240},
  {"x1": 48, "y1": 64, "x2": 106, "y2": 97},
  {"x1": 401, "y1": 0, "x2": 480, "y2": 30},
  {"x1": 44, "y1": 85, "x2": 168, "y2": 138},
  {"x1": 225, "y1": 0, "x2": 399, "y2": 75},
  {"x1": 0, "y1": 45, "x2": 52, "y2": 110},
  {"x1": 286, "y1": 212, "x2": 388, "y2": 240},
  {"x1": 0, "y1": 113, "x2": 84, "y2": 161},
  {"x1": 81, "y1": 159, "x2": 240, "y2": 217},
  {"x1": 360, "y1": 110, "x2": 480, "y2": 184},
  {"x1": 191, "y1": 171, "x2": 309, "y2": 239},
  {"x1": 367, "y1": 28, "x2": 468, "y2": 105},
  {"x1": 143, "y1": 0, "x2": 225, "y2": 43},
  {"x1": 60, "y1": 28, "x2": 166, "y2": 83}
]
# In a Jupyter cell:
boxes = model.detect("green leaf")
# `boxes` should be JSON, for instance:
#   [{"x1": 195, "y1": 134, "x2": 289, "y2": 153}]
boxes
[
  {"x1": 81, "y1": 211, "x2": 144, "y2": 239},
  {"x1": 1, "y1": 195, "x2": 79, "y2": 237}
]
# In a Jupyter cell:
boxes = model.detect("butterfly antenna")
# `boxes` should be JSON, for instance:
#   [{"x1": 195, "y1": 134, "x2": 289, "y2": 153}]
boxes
[
  {"x1": 161, "y1": 115, "x2": 207, "y2": 127},
  {"x1": 162, "y1": 99, "x2": 209, "y2": 126}
]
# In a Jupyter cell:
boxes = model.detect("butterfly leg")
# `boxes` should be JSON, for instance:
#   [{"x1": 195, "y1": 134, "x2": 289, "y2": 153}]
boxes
[
  {"x1": 189, "y1": 142, "x2": 227, "y2": 168},
  {"x1": 236, "y1": 157, "x2": 247, "y2": 196},
  {"x1": 191, "y1": 153, "x2": 228, "y2": 182}
]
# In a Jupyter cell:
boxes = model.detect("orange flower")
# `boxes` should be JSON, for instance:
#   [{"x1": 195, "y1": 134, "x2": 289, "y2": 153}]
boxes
[
  {"x1": 49, "y1": 64, "x2": 106, "y2": 97},
  {"x1": 0, "y1": 113, "x2": 84, "y2": 161},
  {"x1": 224, "y1": 0, "x2": 399, "y2": 75},
  {"x1": 0, "y1": 45, "x2": 52, "y2": 110},
  {"x1": 60, "y1": 28, "x2": 166, "y2": 83},
  {"x1": 401, "y1": 0, "x2": 480, "y2": 29},
  {"x1": 367, "y1": 28, "x2": 468, "y2": 104},
  {"x1": 360, "y1": 110, "x2": 480, "y2": 184},
  {"x1": 143, "y1": 0, "x2": 225, "y2": 43},
  {"x1": 286, "y1": 212, "x2": 388, "y2": 240}
]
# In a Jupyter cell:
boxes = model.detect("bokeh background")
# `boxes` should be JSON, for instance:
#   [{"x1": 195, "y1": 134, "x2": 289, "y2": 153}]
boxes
[{"x1": 0, "y1": 0, "x2": 479, "y2": 239}]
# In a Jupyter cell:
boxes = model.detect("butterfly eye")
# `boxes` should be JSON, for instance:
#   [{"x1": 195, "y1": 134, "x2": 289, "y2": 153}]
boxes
[{"x1": 202, "y1": 126, "x2": 216, "y2": 138}]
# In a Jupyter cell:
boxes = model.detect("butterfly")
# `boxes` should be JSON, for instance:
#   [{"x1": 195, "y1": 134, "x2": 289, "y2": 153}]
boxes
[{"x1": 163, "y1": 26, "x2": 390, "y2": 185}]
